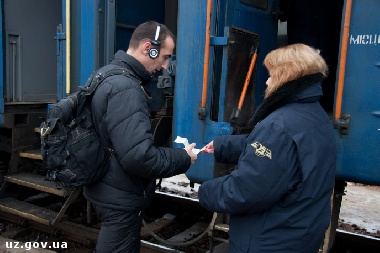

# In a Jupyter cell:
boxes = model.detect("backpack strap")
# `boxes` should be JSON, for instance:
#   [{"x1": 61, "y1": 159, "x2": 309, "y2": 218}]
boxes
[
  {"x1": 81, "y1": 65, "x2": 136, "y2": 96},
  {"x1": 75, "y1": 65, "x2": 137, "y2": 157},
  {"x1": 75, "y1": 65, "x2": 136, "y2": 114}
]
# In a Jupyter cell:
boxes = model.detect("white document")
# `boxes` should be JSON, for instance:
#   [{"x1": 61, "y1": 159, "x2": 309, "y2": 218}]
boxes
[{"x1": 174, "y1": 136, "x2": 205, "y2": 155}]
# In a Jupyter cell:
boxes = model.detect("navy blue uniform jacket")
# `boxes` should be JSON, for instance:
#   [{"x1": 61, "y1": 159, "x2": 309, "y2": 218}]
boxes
[
  {"x1": 198, "y1": 81, "x2": 336, "y2": 252},
  {"x1": 84, "y1": 51, "x2": 191, "y2": 211}
]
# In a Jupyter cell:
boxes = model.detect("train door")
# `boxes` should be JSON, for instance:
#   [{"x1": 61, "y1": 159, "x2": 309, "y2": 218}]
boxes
[
  {"x1": 3, "y1": 0, "x2": 61, "y2": 103},
  {"x1": 114, "y1": 0, "x2": 172, "y2": 113},
  {"x1": 334, "y1": 0, "x2": 380, "y2": 185},
  {"x1": 174, "y1": 0, "x2": 280, "y2": 183}
]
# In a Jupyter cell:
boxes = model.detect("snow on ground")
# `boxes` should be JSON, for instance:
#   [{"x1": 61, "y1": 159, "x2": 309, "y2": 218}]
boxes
[
  {"x1": 339, "y1": 182, "x2": 380, "y2": 234},
  {"x1": 158, "y1": 174, "x2": 200, "y2": 196},
  {"x1": 160, "y1": 175, "x2": 380, "y2": 234}
]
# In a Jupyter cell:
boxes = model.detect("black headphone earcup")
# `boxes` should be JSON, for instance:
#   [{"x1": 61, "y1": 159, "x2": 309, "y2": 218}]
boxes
[{"x1": 149, "y1": 48, "x2": 159, "y2": 59}]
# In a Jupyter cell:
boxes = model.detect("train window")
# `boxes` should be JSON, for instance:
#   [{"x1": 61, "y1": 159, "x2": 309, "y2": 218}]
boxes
[{"x1": 240, "y1": 0, "x2": 268, "y2": 10}]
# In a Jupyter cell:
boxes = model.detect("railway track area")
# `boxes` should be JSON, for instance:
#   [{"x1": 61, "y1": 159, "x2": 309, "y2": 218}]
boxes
[{"x1": 0, "y1": 175, "x2": 378, "y2": 252}]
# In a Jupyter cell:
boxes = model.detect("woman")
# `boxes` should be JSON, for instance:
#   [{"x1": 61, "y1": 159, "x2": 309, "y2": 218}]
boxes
[{"x1": 199, "y1": 44, "x2": 337, "y2": 252}]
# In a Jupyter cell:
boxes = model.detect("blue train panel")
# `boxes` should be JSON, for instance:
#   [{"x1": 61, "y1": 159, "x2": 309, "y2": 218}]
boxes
[
  {"x1": 175, "y1": 0, "x2": 279, "y2": 183},
  {"x1": 1, "y1": 0, "x2": 379, "y2": 187},
  {"x1": 334, "y1": 0, "x2": 380, "y2": 185}
]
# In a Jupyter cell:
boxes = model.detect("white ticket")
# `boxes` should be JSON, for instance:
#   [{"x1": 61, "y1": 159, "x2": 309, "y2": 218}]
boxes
[{"x1": 174, "y1": 136, "x2": 205, "y2": 155}]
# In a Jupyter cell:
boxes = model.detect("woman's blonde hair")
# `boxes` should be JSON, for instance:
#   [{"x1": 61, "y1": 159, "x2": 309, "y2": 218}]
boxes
[{"x1": 263, "y1": 43, "x2": 328, "y2": 97}]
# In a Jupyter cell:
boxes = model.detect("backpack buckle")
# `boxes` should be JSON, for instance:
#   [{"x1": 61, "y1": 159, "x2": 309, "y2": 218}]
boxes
[
  {"x1": 40, "y1": 119, "x2": 59, "y2": 137},
  {"x1": 40, "y1": 126, "x2": 50, "y2": 137}
]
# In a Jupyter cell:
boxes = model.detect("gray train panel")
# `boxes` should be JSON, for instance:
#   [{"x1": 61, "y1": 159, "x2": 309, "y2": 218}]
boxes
[{"x1": 4, "y1": 0, "x2": 61, "y2": 102}]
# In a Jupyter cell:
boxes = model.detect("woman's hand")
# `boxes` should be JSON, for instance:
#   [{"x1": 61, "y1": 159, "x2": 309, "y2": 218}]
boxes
[{"x1": 202, "y1": 141, "x2": 214, "y2": 154}]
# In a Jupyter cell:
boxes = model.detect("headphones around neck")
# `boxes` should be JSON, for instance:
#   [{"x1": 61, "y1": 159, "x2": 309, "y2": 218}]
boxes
[{"x1": 149, "y1": 25, "x2": 161, "y2": 59}]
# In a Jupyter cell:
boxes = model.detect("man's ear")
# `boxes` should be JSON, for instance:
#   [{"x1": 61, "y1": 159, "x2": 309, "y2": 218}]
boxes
[{"x1": 141, "y1": 41, "x2": 151, "y2": 55}]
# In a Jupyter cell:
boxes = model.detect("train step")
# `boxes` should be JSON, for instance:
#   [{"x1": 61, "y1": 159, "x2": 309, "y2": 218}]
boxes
[
  {"x1": 4, "y1": 172, "x2": 72, "y2": 197},
  {"x1": 209, "y1": 213, "x2": 230, "y2": 250},
  {"x1": 214, "y1": 223, "x2": 229, "y2": 233},
  {"x1": 0, "y1": 172, "x2": 82, "y2": 226},
  {"x1": 0, "y1": 197, "x2": 64, "y2": 226},
  {"x1": 211, "y1": 223, "x2": 229, "y2": 244},
  {"x1": 19, "y1": 149, "x2": 42, "y2": 160}
]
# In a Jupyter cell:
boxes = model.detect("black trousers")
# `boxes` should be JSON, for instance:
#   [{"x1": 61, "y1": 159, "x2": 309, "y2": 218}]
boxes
[{"x1": 92, "y1": 204, "x2": 142, "y2": 253}]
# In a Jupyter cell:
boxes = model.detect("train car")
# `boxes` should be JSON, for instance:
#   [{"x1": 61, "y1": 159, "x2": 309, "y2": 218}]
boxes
[{"x1": 0, "y1": 0, "x2": 378, "y2": 251}]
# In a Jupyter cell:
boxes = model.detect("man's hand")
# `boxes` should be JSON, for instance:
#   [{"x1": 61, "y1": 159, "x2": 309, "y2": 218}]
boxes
[{"x1": 185, "y1": 143, "x2": 197, "y2": 165}]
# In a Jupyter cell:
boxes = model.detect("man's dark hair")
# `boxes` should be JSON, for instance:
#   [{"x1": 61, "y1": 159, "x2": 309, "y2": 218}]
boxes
[{"x1": 129, "y1": 21, "x2": 175, "y2": 49}]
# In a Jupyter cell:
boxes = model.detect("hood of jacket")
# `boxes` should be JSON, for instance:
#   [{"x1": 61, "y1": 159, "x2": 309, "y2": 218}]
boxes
[
  {"x1": 249, "y1": 73, "x2": 324, "y2": 127},
  {"x1": 283, "y1": 79, "x2": 323, "y2": 104},
  {"x1": 111, "y1": 50, "x2": 152, "y2": 85}
]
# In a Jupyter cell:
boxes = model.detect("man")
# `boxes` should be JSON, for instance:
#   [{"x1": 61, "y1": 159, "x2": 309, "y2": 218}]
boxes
[
  {"x1": 199, "y1": 44, "x2": 336, "y2": 252},
  {"x1": 83, "y1": 21, "x2": 197, "y2": 252}
]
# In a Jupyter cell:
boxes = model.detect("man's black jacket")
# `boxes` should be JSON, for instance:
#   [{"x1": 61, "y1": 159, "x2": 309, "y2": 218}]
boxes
[{"x1": 83, "y1": 50, "x2": 191, "y2": 211}]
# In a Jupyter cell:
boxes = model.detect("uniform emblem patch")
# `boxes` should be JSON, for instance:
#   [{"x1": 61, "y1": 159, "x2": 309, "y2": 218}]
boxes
[{"x1": 251, "y1": 142, "x2": 272, "y2": 159}]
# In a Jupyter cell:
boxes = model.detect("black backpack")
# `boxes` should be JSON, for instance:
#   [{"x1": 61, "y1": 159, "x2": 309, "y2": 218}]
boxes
[{"x1": 40, "y1": 65, "x2": 132, "y2": 188}]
